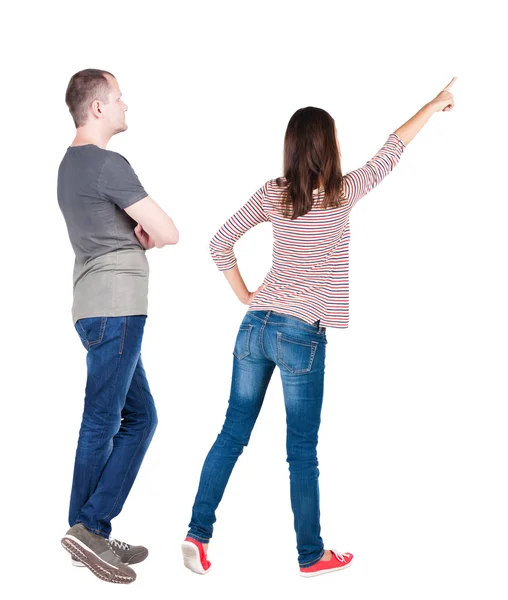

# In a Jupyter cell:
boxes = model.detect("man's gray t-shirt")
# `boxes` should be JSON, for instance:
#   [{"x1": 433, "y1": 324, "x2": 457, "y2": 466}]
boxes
[{"x1": 57, "y1": 145, "x2": 149, "y2": 323}]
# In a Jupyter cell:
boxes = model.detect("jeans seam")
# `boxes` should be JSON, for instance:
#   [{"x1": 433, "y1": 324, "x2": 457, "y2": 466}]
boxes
[
  {"x1": 85, "y1": 347, "x2": 124, "y2": 515},
  {"x1": 118, "y1": 317, "x2": 127, "y2": 355},
  {"x1": 103, "y1": 366, "x2": 151, "y2": 522},
  {"x1": 259, "y1": 320, "x2": 271, "y2": 360}
]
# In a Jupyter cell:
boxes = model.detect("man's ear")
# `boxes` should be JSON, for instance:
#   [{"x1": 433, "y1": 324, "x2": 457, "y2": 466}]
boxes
[{"x1": 91, "y1": 100, "x2": 102, "y2": 119}]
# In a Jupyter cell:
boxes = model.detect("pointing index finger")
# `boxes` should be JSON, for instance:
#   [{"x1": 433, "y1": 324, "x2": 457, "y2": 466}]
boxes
[{"x1": 444, "y1": 76, "x2": 457, "y2": 91}]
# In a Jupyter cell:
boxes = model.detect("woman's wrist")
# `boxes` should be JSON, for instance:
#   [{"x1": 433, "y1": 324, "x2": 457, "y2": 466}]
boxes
[
  {"x1": 238, "y1": 289, "x2": 250, "y2": 304},
  {"x1": 425, "y1": 100, "x2": 439, "y2": 114}
]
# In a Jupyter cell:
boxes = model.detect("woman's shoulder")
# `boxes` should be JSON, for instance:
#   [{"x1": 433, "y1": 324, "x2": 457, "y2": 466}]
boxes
[{"x1": 263, "y1": 177, "x2": 288, "y2": 196}]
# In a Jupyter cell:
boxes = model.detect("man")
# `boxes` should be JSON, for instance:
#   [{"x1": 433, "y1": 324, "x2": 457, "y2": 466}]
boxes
[{"x1": 57, "y1": 69, "x2": 178, "y2": 584}]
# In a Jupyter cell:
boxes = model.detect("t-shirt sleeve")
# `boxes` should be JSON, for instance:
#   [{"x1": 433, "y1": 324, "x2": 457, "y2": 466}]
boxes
[
  {"x1": 98, "y1": 153, "x2": 148, "y2": 209},
  {"x1": 343, "y1": 133, "x2": 406, "y2": 209},
  {"x1": 209, "y1": 184, "x2": 270, "y2": 271}
]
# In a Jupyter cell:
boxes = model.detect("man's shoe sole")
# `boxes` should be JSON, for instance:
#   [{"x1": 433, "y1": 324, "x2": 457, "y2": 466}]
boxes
[
  {"x1": 71, "y1": 549, "x2": 148, "y2": 567},
  {"x1": 61, "y1": 535, "x2": 136, "y2": 584},
  {"x1": 71, "y1": 557, "x2": 86, "y2": 567}
]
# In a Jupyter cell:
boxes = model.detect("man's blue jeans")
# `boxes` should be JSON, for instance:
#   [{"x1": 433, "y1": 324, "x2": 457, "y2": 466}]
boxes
[
  {"x1": 69, "y1": 315, "x2": 158, "y2": 538},
  {"x1": 188, "y1": 310, "x2": 328, "y2": 567}
]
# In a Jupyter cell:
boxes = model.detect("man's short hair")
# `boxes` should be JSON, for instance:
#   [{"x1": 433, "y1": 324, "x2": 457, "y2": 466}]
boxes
[{"x1": 65, "y1": 69, "x2": 115, "y2": 128}]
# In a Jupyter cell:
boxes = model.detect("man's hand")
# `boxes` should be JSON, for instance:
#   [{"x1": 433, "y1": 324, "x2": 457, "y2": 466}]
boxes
[{"x1": 134, "y1": 224, "x2": 156, "y2": 250}]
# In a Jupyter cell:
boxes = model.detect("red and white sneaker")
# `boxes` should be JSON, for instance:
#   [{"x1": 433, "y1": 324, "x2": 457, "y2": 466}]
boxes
[
  {"x1": 300, "y1": 550, "x2": 354, "y2": 577},
  {"x1": 181, "y1": 537, "x2": 212, "y2": 575}
]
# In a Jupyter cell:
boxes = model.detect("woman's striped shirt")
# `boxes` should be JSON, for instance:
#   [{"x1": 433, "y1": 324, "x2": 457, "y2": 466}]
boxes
[{"x1": 210, "y1": 133, "x2": 406, "y2": 328}]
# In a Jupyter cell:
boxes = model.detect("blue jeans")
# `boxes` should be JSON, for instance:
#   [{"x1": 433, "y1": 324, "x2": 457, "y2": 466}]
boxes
[
  {"x1": 69, "y1": 315, "x2": 158, "y2": 538},
  {"x1": 188, "y1": 310, "x2": 327, "y2": 567}
]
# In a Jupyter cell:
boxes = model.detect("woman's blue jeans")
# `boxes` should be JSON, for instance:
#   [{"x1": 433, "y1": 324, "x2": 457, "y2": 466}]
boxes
[{"x1": 188, "y1": 310, "x2": 328, "y2": 567}]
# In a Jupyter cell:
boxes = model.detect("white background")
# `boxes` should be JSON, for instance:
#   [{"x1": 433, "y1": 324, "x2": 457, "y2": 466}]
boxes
[{"x1": 1, "y1": 0, "x2": 507, "y2": 598}]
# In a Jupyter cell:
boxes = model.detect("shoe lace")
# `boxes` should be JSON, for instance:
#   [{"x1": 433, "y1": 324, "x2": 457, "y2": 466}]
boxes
[
  {"x1": 331, "y1": 550, "x2": 349, "y2": 563},
  {"x1": 108, "y1": 538, "x2": 130, "y2": 551}
]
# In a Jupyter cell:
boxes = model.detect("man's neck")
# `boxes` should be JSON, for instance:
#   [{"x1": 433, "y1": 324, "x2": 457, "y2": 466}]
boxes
[{"x1": 71, "y1": 127, "x2": 111, "y2": 150}]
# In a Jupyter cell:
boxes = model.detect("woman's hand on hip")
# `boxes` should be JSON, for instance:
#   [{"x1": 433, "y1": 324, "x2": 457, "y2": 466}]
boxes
[{"x1": 242, "y1": 284, "x2": 265, "y2": 305}]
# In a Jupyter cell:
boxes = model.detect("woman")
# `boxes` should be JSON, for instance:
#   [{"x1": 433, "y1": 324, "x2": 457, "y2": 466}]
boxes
[{"x1": 182, "y1": 77, "x2": 456, "y2": 577}]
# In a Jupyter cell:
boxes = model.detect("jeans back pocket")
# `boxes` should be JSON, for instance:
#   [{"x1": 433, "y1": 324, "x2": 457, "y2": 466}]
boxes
[
  {"x1": 233, "y1": 324, "x2": 253, "y2": 360},
  {"x1": 75, "y1": 317, "x2": 108, "y2": 350},
  {"x1": 276, "y1": 332, "x2": 318, "y2": 374}
]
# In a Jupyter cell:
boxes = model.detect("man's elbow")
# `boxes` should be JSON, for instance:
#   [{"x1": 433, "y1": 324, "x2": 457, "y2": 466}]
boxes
[{"x1": 154, "y1": 228, "x2": 179, "y2": 248}]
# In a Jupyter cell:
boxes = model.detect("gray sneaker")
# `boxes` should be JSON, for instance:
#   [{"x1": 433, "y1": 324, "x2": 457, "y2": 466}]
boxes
[
  {"x1": 61, "y1": 523, "x2": 136, "y2": 584},
  {"x1": 71, "y1": 536, "x2": 148, "y2": 567}
]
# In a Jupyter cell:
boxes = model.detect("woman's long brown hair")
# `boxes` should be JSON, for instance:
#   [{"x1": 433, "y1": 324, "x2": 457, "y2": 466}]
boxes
[{"x1": 276, "y1": 107, "x2": 346, "y2": 219}]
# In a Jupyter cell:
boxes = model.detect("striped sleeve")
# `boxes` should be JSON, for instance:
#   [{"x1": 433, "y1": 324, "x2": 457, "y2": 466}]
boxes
[
  {"x1": 343, "y1": 133, "x2": 406, "y2": 208},
  {"x1": 210, "y1": 185, "x2": 270, "y2": 271}
]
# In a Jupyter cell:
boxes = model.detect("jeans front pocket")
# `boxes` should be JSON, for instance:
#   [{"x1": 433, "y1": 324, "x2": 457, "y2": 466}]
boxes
[
  {"x1": 233, "y1": 324, "x2": 253, "y2": 360},
  {"x1": 276, "y1": 332, "x2": 319, "y2": 374},
  {"x1": 75, "y1": 317, "x2": 108, "y2": 350}
]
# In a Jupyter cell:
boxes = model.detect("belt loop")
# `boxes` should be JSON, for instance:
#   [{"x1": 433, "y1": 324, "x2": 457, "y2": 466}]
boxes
[{"x1": 265, "y1": 310, "x2": 272, "y2": 323}]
